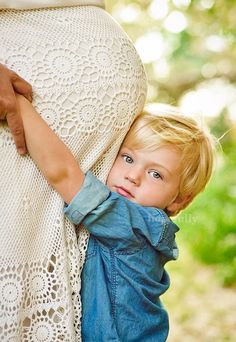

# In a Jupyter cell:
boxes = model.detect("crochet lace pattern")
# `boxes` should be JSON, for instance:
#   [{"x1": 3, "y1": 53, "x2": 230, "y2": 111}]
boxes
[
  {"x1": 0, "y1": 5, "x2": 147, "y2": 341},
  {"x1": 0, "y1": 0, "x2": 105, "y2": 10}
]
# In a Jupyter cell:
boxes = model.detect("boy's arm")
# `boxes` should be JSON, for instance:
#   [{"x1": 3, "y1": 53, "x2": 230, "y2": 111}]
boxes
[{"x1": 17, "y1": 95, "x2": 85, "y2": 204}]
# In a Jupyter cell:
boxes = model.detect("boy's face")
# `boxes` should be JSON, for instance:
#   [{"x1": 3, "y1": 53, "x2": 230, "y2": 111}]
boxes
[{"x1": 106, "y1": 144, "x2": 184, "y2": 213}]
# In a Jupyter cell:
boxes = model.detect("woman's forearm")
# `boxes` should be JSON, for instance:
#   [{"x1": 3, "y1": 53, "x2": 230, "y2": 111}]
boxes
[{"x1": 17, "y1": 95, "x2": 84, "y2": 203}]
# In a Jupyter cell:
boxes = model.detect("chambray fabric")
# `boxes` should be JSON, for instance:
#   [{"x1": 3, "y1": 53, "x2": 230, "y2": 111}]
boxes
[{"x1": 64, "y1": 171, "x2": 179, "y2": 342}]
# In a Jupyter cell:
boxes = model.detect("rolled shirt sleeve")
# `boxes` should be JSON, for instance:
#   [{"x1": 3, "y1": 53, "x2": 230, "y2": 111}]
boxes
[{"x1": 64, "y1": 171, "x2": 110, "y2": 224}]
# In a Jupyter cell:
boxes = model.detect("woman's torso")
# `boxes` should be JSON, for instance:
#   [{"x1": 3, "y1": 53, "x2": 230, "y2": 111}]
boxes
[
  {"x1": 0, "y1": 0, "x2": 104, "y2": 10},
  {"x1": 0, "y1": 5, "x2": 147, "y2": 341}
]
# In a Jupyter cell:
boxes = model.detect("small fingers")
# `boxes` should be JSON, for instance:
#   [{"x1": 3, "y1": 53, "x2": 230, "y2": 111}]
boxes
[{"x1": 11, "y1": 72, "x2": 33, "y2": 102}]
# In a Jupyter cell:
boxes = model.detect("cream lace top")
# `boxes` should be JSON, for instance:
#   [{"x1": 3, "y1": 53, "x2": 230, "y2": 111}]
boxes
[
  {"x1": 0, "y1": 0, "x2": 104, "y2": 9},
  {"x1": 0, "y1": 4, "x2": 147, "y2": 341}
]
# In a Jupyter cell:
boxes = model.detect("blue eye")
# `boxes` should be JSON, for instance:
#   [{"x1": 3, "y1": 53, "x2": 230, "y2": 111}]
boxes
[
  {"x1": 122, "y1": 154, "x2": 133, "y2": 164},
  {"x1": 149, "y1": 170, "x2": 162, "y2": 179}
]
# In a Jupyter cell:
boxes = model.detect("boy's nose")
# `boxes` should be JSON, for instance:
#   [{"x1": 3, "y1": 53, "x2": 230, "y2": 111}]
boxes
[{"x1": 125, "y1": 170, "x2": 141, "y2": 185}]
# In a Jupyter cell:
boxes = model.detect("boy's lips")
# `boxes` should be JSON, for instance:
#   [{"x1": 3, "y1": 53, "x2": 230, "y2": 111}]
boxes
[{"x1": 116, "y1": 186, "x2": 134, "y2": 198}]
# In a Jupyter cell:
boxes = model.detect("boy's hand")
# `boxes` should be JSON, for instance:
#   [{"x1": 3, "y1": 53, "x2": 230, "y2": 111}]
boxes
[{"x1": 0, "y1": 63, "x2": 33, "y2": 155}]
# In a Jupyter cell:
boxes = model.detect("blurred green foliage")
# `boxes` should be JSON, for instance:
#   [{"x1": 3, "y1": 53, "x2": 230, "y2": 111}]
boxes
[
  {"x1": 106, "y1": 0, "x2": 236, "y2": 103},
  {"x1": 175, "y1": 111, "x2": 236, "y2": 286},
  {"x1": 175, "y1": 127, "x2": 236, "y2": 286},
  {"x1": 107, "y1": 0, "x2": 236, "y2": 286}
]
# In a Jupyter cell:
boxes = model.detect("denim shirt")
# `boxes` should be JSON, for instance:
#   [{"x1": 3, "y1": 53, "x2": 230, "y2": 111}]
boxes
[{"x1": 64, "y1": 172, "x2": 179, "y2": 342}]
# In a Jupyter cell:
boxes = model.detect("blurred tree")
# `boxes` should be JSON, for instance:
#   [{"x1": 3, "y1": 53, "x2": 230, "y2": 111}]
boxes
[{"x1": 106, "y1": 0, "x2": 236, "y2": 105}]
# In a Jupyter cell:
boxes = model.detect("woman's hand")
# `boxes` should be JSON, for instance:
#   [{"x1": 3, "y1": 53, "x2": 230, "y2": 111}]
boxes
[{"x1": 0, "y1": 63, "x2": 33, "y2": 154}]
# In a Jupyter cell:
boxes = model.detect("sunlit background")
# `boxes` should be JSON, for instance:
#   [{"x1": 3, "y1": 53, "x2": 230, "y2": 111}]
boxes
[{"x1": 106, "y1": 1, "x2": 236, "y2": 341}]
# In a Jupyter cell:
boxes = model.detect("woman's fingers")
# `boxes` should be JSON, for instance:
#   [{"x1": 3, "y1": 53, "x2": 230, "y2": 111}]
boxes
[{"x1": 0, "y1": 64, "x2": 32, "y2": 154}]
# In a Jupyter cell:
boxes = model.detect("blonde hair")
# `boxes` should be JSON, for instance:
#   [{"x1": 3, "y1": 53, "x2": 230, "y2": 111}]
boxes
[{"x1": 123, "y1": 104, "x2": 216, "y2": 215}]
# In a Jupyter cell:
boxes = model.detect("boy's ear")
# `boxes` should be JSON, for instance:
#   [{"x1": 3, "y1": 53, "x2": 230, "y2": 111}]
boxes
[{"x1": 166, "y1": 194, "x2": 192, "y2": 215}]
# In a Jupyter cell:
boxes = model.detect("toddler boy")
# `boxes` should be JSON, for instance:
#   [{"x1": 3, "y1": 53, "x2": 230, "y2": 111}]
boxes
[{"x1": 17, "y1": 95, "x2": 215, "y2": 341}]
